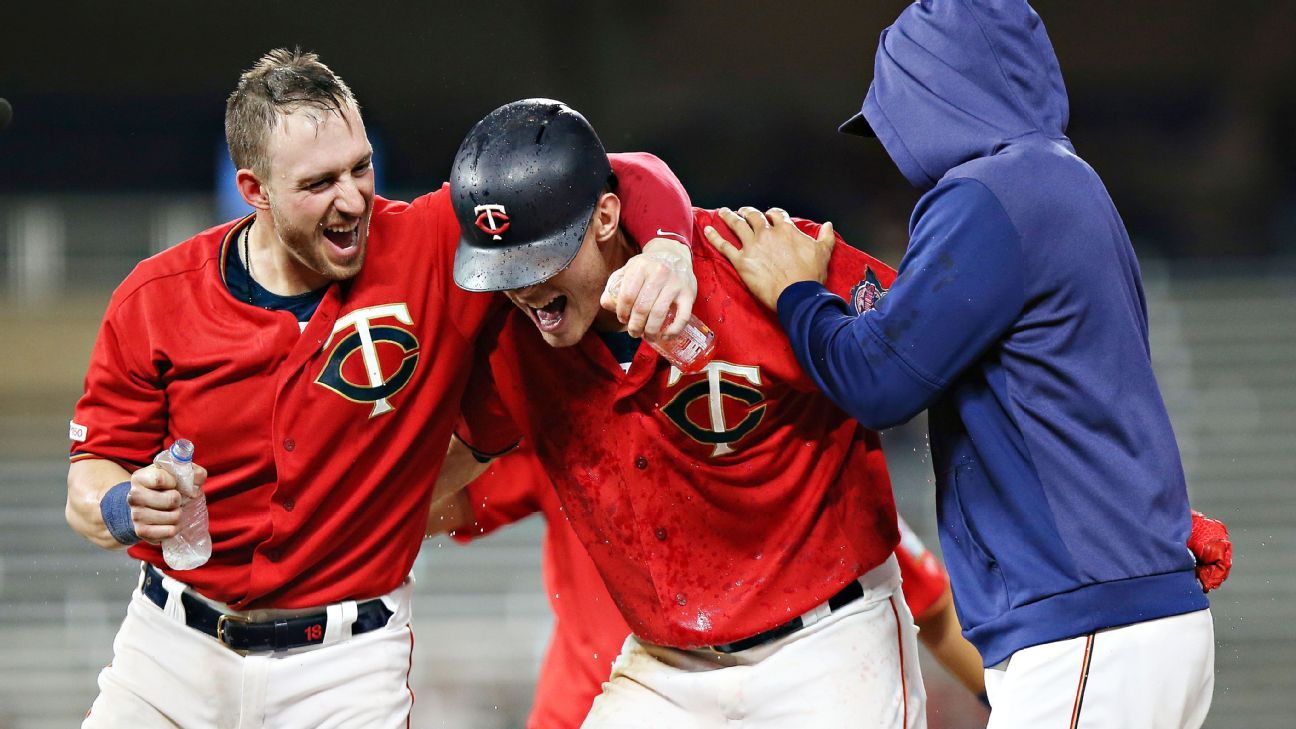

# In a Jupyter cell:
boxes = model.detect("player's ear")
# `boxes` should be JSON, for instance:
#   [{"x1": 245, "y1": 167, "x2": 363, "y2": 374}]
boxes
[
  {"x1": 592, "y1": 192, "x2": 621, "y2": 243},
  {"x1": 236, "y1": 168, "x2": 272, "y2": 211}
]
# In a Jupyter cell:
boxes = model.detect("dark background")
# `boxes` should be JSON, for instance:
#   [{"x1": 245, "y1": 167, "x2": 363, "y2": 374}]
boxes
[{"x1": 3, "y1": 0, "x2": 1295, "y2": 262}]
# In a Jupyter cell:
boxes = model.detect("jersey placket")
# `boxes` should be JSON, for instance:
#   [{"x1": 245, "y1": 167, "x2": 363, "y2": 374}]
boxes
[
  {"x1": 610, "y1": 348, "x2": 701, "y2": 630},
  {"x1": 243, "y1": 285, "x2": 343, "y2": 603}
]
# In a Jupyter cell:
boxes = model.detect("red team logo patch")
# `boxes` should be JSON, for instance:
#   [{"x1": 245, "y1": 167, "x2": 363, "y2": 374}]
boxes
[
  {"x1": 850, "y1": 266, "x2": 888, "y2": 314},
  {"x1": 473, "y1": 204, "x2": 510, "y2": 240}
]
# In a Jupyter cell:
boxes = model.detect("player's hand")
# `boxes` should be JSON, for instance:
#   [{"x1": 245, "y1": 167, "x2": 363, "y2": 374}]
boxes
[
  {"x1": 704, "y1": 206, "x2": 834, "y2": 311},
  {"x1": 602, "y1": 237, "x2": 696, "y2": 340},
  {"x1": 1188, "y1": 509, "x2": 1232, "y2": 592},
  {"x1": 126, "y1": 462, "x2": 208, "y2": 544}
]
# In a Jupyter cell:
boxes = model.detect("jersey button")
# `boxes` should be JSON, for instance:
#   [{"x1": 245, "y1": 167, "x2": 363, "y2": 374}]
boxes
[
  {"x1": 655, "y1": 527, "x2": 668, "y2": 541},
  {"x1": 635, "y1": 456, "x2": 648, "y2": 470},
  {"x1": 282, "y1": 498, "x2": 295, "y2": 512},
  {"x1": 675, "y1": 593, "x2": 688, "y2": 606},
  {"x1": 283, "y1": 438, "x2": 296, "y2": 452}
]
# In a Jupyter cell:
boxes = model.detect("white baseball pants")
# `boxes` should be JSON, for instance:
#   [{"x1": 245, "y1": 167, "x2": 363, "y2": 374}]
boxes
[
  {"x1": 581, "y1": 555, "x2": 926, "y2": 729},
  {"x1": 984, "y1": 608, "x2": 1215, "y2": 729},
  {"x1": 82, "y1": 569, "x2": 416, "y2": 729}
]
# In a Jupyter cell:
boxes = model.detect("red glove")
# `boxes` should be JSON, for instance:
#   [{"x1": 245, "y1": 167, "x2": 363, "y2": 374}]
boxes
[{"x1": 1188, "y1": 510, "x2": 1232, "y2": 592}]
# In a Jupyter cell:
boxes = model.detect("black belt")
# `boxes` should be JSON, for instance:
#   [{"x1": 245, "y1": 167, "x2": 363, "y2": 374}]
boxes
[
  {"x1": 141, "y1": 564, "x2": 393, "y2": 652},
  {"x1": 709, "y1": 578, "x2": 865, "y2": 654}
]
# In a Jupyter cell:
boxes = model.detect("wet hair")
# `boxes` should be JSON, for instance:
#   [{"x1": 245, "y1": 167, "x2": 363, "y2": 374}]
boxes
[{"x1": 225, "y1": 47, "x2": 358, "y2": 176}]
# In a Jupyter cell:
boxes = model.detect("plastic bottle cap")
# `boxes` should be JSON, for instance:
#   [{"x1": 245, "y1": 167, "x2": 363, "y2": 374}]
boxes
[{"x1": 170, "y1": 439, "x2": 195, "y2": 463}]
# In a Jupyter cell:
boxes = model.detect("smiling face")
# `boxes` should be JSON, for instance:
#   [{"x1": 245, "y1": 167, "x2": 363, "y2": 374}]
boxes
[
  {"x1": 503, "y1": 193, "x2": 629, "y2": 348},
  {"x1": 259, "y1": 103, "x2": 374, "y2": 288}
]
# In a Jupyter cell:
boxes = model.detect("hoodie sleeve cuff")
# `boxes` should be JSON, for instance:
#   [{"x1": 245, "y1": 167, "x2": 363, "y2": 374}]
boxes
[{"x1": 777, "y1": 280, "x2": 833, "y2": 332}]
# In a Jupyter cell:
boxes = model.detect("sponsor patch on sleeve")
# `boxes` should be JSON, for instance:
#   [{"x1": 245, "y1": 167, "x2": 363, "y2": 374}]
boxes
[
  {"x1": 69, "y1": 420, "x2": 88, "y2": 443},
  {"x1": 849, "y1": 266, "x2": 889, "y2": 314}
]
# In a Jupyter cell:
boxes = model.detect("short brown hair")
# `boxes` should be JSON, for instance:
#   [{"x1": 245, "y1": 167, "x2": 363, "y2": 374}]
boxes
[{"x1": 225, "y1": 48, "x2": 359, "y2": 176}]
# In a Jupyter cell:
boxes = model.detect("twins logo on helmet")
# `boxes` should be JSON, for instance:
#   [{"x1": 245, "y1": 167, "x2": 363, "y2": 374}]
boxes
[{"x1": 474, "y1": 204, "x2": 510, "y2": 240}]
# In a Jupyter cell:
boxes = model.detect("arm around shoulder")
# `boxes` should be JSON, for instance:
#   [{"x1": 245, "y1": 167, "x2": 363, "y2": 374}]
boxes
[
  {"x1": 604, "y1": 151, "x2": 697, "y2": 338},
  {"x1": 776, "y1": 180, "x2": 1027, "y2": 430}
]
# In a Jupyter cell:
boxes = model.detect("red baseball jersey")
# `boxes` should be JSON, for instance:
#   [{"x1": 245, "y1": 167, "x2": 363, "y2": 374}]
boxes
[
  {"x1": 460, "y1": 210, "x2": 903, "y2": 648},
  {"x1": 71, "y1": 189, "x2": 493, "y2": 609},
  {"x1": 70, "y1": 154, "x2": 688, "y2": 610},
  {"x1": 458, "y1": 450, "x2": 951, "y2": 729}
]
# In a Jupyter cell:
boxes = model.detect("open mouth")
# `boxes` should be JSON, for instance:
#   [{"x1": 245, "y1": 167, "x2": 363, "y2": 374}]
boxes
[
  {"x1": 323, "y1": 224, "x2": 359, "y2": 253},
  {"x1": 530, "y1": 296, "x2": 568, "y2": 333}
]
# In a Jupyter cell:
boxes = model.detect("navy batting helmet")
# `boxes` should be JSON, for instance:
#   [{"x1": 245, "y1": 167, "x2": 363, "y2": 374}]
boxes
[{"x1": 451, "y1": 99, "x2": 613, "y2": 292}]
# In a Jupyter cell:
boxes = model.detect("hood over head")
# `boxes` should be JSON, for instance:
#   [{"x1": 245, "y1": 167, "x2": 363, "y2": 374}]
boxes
[{"x1": 842, "y1": 0, "x2": 1072, "y2": 189}]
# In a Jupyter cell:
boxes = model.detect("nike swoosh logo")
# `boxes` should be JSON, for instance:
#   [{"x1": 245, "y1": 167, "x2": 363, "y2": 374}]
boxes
[{"x1": 655, "y1": 229, "x2": 686, "y2": 240}]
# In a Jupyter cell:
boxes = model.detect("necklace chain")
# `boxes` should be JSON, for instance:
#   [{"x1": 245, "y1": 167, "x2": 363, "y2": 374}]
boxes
[{"x1": 241, "y1": 223, "x2": 255, "y2": 305}]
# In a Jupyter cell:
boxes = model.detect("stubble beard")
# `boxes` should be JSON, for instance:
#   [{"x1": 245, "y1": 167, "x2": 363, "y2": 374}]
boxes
[{"x1": 268, "y1": 203, "x2": 368, "y2": 284}]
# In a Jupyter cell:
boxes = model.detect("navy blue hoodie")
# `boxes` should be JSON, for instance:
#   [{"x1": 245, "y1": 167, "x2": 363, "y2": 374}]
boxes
[{"x1": 778, "y1": 0, "x2": 1206, "y2": 665}]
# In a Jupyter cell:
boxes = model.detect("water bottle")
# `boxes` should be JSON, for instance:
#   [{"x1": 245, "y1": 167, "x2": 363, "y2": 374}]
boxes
[
  {"x1": 649, "y1": 311, "x2": 717, "y2": 374},
  {"x1": 154, "y1": 439, "x2": 211, "y2": 570},
  {"x1": 606, "y1": 274, "x2": 717, "y2": 374}
]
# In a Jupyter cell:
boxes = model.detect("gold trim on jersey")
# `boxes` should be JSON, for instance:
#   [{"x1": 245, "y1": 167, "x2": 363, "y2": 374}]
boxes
[{"x1": 216, "y1": 214, "x2": 255, "y2": 291}]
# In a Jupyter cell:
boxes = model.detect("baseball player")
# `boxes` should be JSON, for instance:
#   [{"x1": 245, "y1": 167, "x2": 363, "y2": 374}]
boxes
[
  {"x1": 429, "y1": 447, "x2": 634, "y2": 729},
  {"x1": 444, "y1": 98, "x2": 926, "y2": 729},
  {"x1": 430, "y1": 446, "x2": 987, "y2": 729},
  {"x1": 64, "y1": 50, "x2": 698, "y2": 728},
  {"x1": 706, "y1": 1, "x2": 1231, "y2": 727}
]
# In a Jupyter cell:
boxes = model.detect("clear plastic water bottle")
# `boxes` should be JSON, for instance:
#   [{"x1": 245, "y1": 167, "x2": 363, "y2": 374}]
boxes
[
  {"x1": 606, "y1": 274, "x2": 717, "y2": 374},
  {"x1": 154, "y1": 439, "x2": 211, "y2": 570},
  {"x1": 650, "y1": 311, "x2": 717, "y2": 374}
]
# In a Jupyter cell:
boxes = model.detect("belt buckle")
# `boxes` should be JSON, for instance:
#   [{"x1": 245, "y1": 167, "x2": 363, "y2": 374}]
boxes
[{"x1": 216, "y1": 613, "x2": 251, "y2": 646}]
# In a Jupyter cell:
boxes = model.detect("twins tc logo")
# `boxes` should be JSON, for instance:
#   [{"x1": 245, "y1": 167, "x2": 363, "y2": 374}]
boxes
[
  {"x1": 316, "y1": 304, "x2": 420, "y2": 417},
  {"x1": 473, "y1": 204, "x2": 510, "y2": 240},
  {"x1": 661, "y1": 361, "x2": 767, "y2": 457}
]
